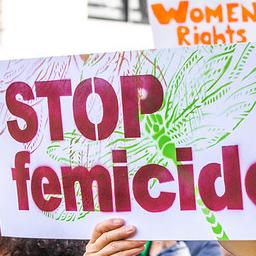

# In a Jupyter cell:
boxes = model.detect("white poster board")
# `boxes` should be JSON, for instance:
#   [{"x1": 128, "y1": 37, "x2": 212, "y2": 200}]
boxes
[{"x1": 0, "y1": 43, "x2": 256, "y2": 240}]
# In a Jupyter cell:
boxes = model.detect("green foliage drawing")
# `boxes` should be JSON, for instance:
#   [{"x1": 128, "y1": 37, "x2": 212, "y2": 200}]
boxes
[{"x1": 195, "y1": 187, "x2": 229, "y2": 241}]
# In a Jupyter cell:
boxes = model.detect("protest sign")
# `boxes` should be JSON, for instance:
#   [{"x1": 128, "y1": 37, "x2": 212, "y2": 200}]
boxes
[
  {"x1": 0, "y1": 43, "x2": 256, "y2": 240},
  {"x1": 148, "y1": 0, "x2": 256, "y2": 48}
]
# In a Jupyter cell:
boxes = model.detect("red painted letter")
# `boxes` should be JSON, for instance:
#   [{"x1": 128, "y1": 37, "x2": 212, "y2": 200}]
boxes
[
  {"x1": 245, "y1": 163, "x2": 256, "y2": 205},
  {"x1": 61, "y1": 165, "x2": 113, "y2": 211},
  {"x1": 112, "y1": 150, "x2": 131, "y2": 211},
  {"x1": 31, "y1": 166, "x2": 61, "y2": 211},
  {"x1": 6, "y1": 82, "x2": 38, "y2": 143},
  {"x1": 133, "y1": 164, "x2": 175, "y2": 212},
  {"x1": 12, "y1": 151, "x2": 30, "y2": 210},
  {"x1": 36, "y1": 80, "x2": 72, "y2": 141},
  {"x1": 121, "y1": 75, "x2": 163, "y2": 138},
  {"x1": 198, "y1": 146, "x2": 243, "y2": 211},
  {"x1": 73, "y1": 78, "x2": 118, "y2": 140},
  {"x1": 176, "y1": 147, "x2": 196, "y2": 210}
]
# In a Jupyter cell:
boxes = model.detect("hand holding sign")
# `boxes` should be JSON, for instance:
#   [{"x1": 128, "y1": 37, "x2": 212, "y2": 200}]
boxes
[
  {"x1": 84, "y1": 219, "x2": 145, "y2": 256},
  {"x1": 85, "y1": 219, "x2": 256, "y2": 256}
]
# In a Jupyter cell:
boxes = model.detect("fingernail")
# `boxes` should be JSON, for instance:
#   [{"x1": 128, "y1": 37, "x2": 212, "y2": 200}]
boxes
[
  {"x1": 125, "y1": 225, "x2": 136, "y2": 233},
  {"x1": 112, "y1": 219, "x2": 123, "y2": 225}
]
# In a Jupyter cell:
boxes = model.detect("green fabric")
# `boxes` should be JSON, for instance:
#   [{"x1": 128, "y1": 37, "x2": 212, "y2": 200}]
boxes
[{"x1": 139, "y1": 241, "x2": 151, "y2": 256}]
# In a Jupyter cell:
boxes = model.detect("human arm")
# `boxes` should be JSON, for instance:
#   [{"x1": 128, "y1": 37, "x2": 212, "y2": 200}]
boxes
[
  {"x1": 220, "y1": 241, "x2": 256, "y2": 256},
  {"x1": 84, "y1": 218, "x2": 146, "y2": 256}
]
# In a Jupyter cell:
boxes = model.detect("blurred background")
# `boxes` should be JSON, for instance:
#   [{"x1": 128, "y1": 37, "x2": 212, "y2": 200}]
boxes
[
  {"x1": 88, "y1": 0, "x2": 148, "y2": 23},
  {"x1": 0, "y1": 0, "x2": 153, "y2": 59}
]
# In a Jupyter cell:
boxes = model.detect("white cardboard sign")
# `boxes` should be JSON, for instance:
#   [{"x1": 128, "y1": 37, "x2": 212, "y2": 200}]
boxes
[{"x1": 0, "y1": 43, "x2": 256, "y2": 240}]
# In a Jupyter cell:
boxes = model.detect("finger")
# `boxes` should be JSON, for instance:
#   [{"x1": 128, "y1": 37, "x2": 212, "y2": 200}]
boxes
[
  {"x1": 93, "y1": 225, "x2": 136, "y2": 251},
  {"x1": 90, "y1": 218, "x2": 124, "y2": 244},
  {"x1": 100, "y1": 240, "x2": 146, "y2": 256},
  {"x1": 112, "y1": 246, "x2": 145, "y2": 256}
]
